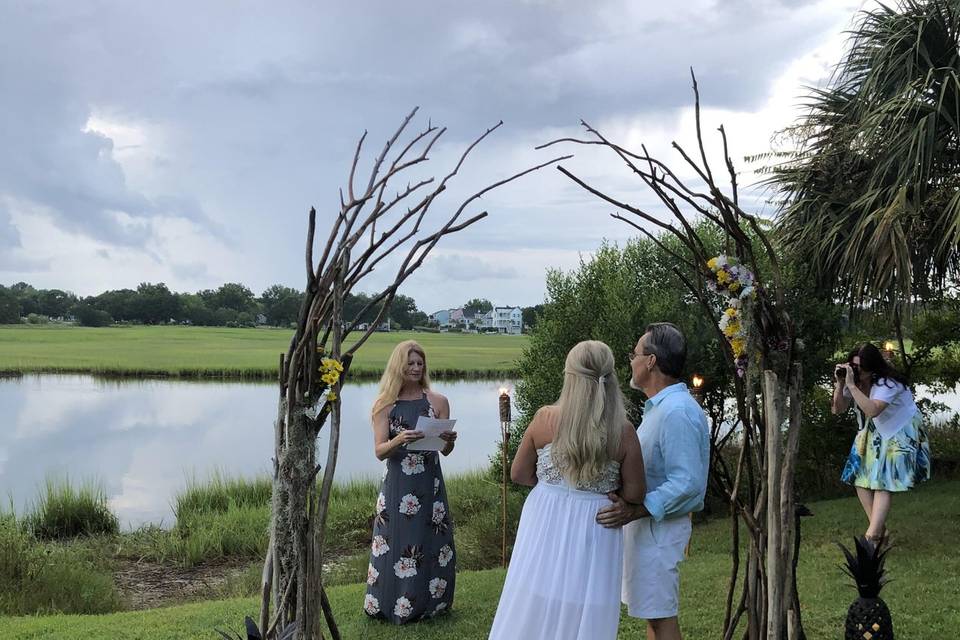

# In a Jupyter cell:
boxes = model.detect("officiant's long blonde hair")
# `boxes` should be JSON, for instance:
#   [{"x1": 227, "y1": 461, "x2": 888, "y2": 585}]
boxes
[
  {"x1": 551, "y1": 340, "x2": 626, "y2": 487},
  {"x1": 371, "y1": 340, "x2": 432, "y2": 420}
]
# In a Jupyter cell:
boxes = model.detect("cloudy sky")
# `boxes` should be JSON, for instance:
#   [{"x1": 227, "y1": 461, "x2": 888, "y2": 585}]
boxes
[{"x1": 1, "y1": 0, "x2": 865, "y2": 313}]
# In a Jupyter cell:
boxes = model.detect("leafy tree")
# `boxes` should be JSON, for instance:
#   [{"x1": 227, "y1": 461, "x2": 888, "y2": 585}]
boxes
[
  {"x1": 179, "y1": 293, "x2": 216, "y2": 326},
  {"x1": 0, "y1": 286, "x2": 21, "y2": 324},
  {"x1": 91, "y1": 289, "x2": 137, "y2": 321},
  {"x1": 72, "y1": 303, "x2": 112, "y2": 327},
  {"x1": 211, "y1": 283, "x2": 258, "y2": 313},
  {"x1": 259, "y1": 285, "x2": 303, "y2": 327},
  {"x1": 388, "y1": 294, "x2": 421, "y2": 329},
  {"x1": 771, "y1": 0, "x2": 960, "y2": 307},
  {"x1": 343, "y1": 292, "x2": 379, "y2": 325},
  {"x1": 132, "y1": 282, "x2": 181, "y2": 324},
  {"x1": 36, "y1": 289, "x2": 76, "y2": 319},
  {"x1": 9, "y1": 282, "x2": 39, "y2": 316},
  {"x1": 521, "y1": 305, "x2": 544, "y2": 331},
  {"x1": 463, "y1": 298, "x2": 493, "y2": 316}
]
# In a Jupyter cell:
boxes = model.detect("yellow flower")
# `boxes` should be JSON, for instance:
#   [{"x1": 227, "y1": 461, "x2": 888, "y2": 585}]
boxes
[
  {"x1": 723, "y1": 322, "x2": 740, "y2": 338},
  {"x1": 728, "y1": 281, "x2": 741, "y2": 293},
  {"x1": 731, "y1": 337, "x2": 746, "y2": 355},
  {"x1": 724, "y1": 308, "x2": 737, "y2": 318},
  {"x1": 326, "y1": 391, "x2": 338, "y2": 402},
  {"x1": 707, "y1": 257, "x2": 719, "y2": 270},
  {"x1": 716, "y1": 270, "x2": 731, "y2": 285}
]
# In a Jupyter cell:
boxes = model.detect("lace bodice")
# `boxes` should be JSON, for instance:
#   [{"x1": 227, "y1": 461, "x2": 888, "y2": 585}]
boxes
[{"x1": 535, "y1": 443, "x2": 621, "y2": 494}]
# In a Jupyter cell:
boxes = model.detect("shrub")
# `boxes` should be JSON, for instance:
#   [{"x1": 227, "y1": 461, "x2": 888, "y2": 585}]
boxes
[
  {"x1": 0, "y1": 515, "x2": 121, "y2": 615},
  {"x1": 25, "y1": 476, "x2": 119, "y2": 540}
]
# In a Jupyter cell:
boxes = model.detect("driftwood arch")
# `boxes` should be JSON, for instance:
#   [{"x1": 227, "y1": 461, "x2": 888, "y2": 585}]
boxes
[
  {"x1": 541, "y1": 71, "x2": 806, "y2": 640},
  {"x1": 258, "y1": 108, "x2": 567, "y2": 640}
]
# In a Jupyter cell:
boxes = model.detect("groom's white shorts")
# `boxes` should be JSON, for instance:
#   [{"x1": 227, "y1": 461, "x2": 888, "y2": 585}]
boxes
[{"x1": 621, "y1": 515, "x2": 692, "y2": 620}]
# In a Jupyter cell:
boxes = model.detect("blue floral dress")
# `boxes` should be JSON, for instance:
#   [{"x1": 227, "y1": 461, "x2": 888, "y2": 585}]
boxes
[
  {"x1": 363, "y1": 393, "x2": 455, "y2": 623},
  {"x1": 841, "y1": 391, "x2": 931, "y2": 492}
]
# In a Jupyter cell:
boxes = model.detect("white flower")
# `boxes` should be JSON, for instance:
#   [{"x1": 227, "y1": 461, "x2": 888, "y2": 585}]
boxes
[
  {"x1": 433, "y1": 601, "x2": 448, "y2": 616},
  {"x1": 371, "y1": 535, "x2": 389, "y2": 557},
  {"x1": 375, "y1": 493, "x2": 386, "y2": 514},
  {"x1": 399, "y1": 493, "x2": 421, "y2": 516},
  {"x1": 434, "y1": 477, "x2": 440, "y2": 495},
  {"x1": 394, "y1": 596, "x2": 413, "y2": 618},
  {"x1": 429, "y1": 577, "x2": 447, "y2": 599},
  {"x1": 364, "y1": 594, "x2": 380, "y2": 615},
  {"x1": 393, "y1": 556, "x2": 418, "y2": 578},
  {"x1": 432, "y1": 501, "x2": 446, "y2": 525},
  {"x1": 401, "y1": 453, "x2": 426, "y2": 475},
  {"x1": 728, "y1": 297, "x2": 741, "y2": 309},
  {"x1": 367, "y1": 563, "x2": 379, "y2": 585},
  {"x1": 438, "y1": 544, "x2": 454, "y2": 567}
]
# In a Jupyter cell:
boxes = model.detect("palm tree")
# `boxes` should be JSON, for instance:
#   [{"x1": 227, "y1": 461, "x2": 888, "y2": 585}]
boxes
[{"x1": 771, "y1": 0, "x2": 960, "y2": 309}]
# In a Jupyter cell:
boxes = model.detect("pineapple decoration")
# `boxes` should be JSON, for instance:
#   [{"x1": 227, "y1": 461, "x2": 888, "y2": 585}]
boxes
[{"x1": 838, "y1": 537, "x2": 894, "y2": 640}]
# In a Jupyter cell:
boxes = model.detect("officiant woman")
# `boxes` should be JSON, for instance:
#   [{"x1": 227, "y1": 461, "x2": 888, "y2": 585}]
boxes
[{"x1": 363, "y1": 340, "x2": 458, "y2": 623}]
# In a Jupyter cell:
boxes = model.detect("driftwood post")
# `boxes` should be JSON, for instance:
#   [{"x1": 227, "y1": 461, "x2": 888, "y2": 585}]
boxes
[
  {"x1": 541, "y1": 70, "x2": 806, "y2": 639},
  {"x1": 499, "y1": 388, "x2": 512, "y2": 567},
  {"x1": 258, "y1": 109, "x2": 567, "y2": 640}
]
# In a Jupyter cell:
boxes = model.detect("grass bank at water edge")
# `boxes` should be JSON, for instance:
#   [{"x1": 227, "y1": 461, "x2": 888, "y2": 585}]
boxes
[
  {"x1": 3, "y1": 479, "x2": 958, "y2": 638},
  {"x1": 0, "y1": 326, "x2": 528, "y2": 379}
]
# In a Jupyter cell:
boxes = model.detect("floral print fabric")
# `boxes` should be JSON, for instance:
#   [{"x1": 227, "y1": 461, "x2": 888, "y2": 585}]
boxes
[
  {"x1": 363, "y1": 394, "x2": 455, "y2": 623},
  {"x1": 841, "y1": 407, "x2": 931, "y2": 492}
]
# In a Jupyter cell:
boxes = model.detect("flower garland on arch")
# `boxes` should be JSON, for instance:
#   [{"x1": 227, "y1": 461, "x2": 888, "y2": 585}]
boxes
[{"x1": 706, "y1": 255, "x2": 756, "y2": 377}]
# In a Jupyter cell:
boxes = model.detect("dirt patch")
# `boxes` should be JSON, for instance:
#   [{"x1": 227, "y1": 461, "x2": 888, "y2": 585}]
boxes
[{"x1": 113, "y1": 557, "x2": 257, "y2": 610}]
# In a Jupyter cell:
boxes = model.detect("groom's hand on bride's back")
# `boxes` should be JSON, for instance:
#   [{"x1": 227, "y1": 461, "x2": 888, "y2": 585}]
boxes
[{"x1": 596, "y1": 493, "x2": 646, "y2": 528}]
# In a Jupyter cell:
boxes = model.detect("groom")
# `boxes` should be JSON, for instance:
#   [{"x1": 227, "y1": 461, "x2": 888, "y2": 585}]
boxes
[{"x1": 596, "y1": 323, "x2": 709, "y2": 640}]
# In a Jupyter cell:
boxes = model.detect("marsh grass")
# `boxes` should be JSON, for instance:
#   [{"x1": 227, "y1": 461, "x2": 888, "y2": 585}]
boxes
[
  {"x1": 24, "y1": 475, "x2": 119, "y2": 540},
  {"x1": 0, "y1": 513, "x2": 121, "y2": 615}
]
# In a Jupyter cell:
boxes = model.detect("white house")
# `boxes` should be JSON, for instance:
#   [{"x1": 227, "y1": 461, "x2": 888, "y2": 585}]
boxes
[{"x1": 478, "y1": 306, "x2": 523, "y2": 334}]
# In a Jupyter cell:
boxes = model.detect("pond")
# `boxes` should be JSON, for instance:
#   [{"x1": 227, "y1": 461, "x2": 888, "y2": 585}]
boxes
[{"x1": 0, "y1": 375, "x2": 515, "y2": 528}]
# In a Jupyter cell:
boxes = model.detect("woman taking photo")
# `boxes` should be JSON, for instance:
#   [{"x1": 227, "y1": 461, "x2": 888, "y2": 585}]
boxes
[
  {"x1": 833, "y1": 343, "x2": 931, "y2": 546},
  {"x1": 488, "y1": 340, "x2": 645, "y2": 640},
  {"x1": 363, "y1": 340, "x2": 457, "y2": 623}
]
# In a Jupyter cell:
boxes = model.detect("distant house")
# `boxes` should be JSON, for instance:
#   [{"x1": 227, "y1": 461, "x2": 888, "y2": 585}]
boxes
[
  {"x1": 449, "y1": 307, "x2": 479, "y2": 331},
  {"x1": 430, "y1": 309, "x2": 453, "y2": 327},
  {"x1": 477, "y1": 306, "x2": 522, "y2": 335}
]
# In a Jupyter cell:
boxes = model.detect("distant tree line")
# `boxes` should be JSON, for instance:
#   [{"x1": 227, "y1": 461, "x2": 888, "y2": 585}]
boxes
[{"x1": 0, "y1": 281, "x2": 430, "y2": 329}]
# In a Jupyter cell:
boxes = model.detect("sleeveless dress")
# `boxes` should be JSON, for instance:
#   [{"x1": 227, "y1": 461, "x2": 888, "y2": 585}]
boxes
[
  {"x1": 488, "y1": 443, "x2": 623, "y2": 640},
  {"x1": 841, "y1": 405, "x2": 931, "y2": 492},
  {"x1": 363, "y1": 393, "x2": 456, "y2": 623}
]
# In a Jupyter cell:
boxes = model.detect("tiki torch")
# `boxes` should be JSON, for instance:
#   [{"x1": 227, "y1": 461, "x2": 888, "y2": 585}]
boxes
[
  {"x1": 883, "y1": 341, "x2": 896, "y2": 362},
  {"x1": 691, "y1": 374, "x2": 705, "y2": 405},
  {"x1": 499, "y1": 387, "x2": 512, "y2": 568}
]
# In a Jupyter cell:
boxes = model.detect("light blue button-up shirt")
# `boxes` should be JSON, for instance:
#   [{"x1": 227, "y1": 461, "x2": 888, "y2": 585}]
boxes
[{"x1": 638, "y1": 383, "x2": 710, "y2": 522}]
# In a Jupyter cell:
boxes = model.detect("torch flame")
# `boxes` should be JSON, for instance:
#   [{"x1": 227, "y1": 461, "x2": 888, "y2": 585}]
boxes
[
  {"x1": 692, "y1": 374, "x2": 704, "y2": 389},
  {"x1": 884, "y1": 341, "x2": 896, "y2": 352},
  {"x1": 499, "y1": 387, "x2": 510, "y2": 396}
]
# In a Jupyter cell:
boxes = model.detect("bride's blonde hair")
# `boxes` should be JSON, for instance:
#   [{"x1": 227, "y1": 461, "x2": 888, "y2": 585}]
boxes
[
  {"x1": 371, "y1": 340, "x2": 431, "y2": 420},
  {"x1": 551, "y1": 340, "x2": 626, "y2": 487}
]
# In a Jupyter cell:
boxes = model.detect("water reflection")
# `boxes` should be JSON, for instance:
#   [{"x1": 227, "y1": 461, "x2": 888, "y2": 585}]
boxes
[{"x1": 0, "y1": 375, "x2": 513, "y2": 528}]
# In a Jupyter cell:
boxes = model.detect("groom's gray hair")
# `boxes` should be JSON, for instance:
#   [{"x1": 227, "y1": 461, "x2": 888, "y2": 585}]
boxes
[{"x1": 643, "y1": 322, "x2": 686, "y2": 379}]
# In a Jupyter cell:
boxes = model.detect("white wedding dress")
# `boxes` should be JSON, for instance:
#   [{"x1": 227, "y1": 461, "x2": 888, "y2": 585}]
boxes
[{"x1": 488, "y1": 443, "x2": 623, "y2": 640}]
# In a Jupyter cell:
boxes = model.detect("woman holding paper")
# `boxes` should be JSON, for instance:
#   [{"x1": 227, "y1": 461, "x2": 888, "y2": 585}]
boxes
[
  {"x1": 363, "y1": 340, "x2": 458, "y2": 623},
  {"x1": 833, "y1": 343, "x2": 931, "y2": 546}
]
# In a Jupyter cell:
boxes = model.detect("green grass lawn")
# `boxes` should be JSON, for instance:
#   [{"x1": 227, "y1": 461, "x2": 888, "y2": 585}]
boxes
[
  {"x1": 4, "y1": 479, "x2": 957, "y2": 639},
  {"x1": 0, "y1": 325, "x2": 528, "y2": 378}
]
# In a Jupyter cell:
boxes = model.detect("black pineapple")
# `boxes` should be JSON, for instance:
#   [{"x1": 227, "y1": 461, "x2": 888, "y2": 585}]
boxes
[{"x1": 839, "y1": 536, "x2": 894, "y2": 640}]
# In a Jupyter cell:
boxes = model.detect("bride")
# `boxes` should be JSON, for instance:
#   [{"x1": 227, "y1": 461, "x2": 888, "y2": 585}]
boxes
[{"x1": 489, "y1": 340, "x2": 645, "y2": 640}]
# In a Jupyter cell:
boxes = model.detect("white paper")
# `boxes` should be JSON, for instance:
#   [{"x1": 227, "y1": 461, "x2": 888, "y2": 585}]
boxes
[{"x1": 406, "y1": 416, "x2": 457, "y2": 451}]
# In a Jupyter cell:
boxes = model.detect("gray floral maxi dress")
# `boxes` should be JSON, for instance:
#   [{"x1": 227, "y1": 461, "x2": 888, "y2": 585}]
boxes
[{"x1": 363, "y1": 394, "x2": 456, "y2": 623}]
